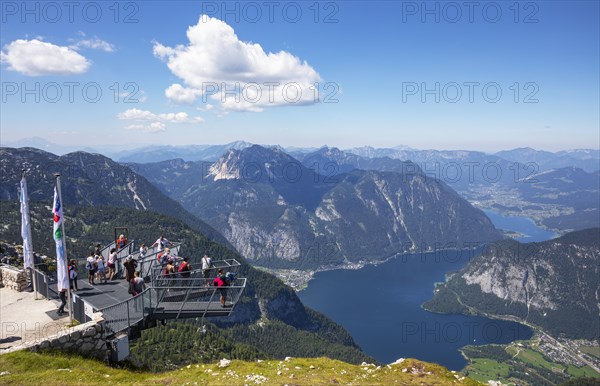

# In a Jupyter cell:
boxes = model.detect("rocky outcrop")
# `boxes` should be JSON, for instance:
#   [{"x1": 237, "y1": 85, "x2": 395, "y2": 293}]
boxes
[{"x1": 427, "y1": 228, "x2": 600, "y2": 339}]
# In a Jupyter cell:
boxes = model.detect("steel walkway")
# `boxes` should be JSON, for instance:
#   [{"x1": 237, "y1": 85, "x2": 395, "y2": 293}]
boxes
[{"x1": 35, "y1": 242, "x2": 246, "y2": 336}]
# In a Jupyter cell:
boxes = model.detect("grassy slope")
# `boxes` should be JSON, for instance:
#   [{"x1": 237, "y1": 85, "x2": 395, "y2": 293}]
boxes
[{"x1": 0, "y1": 351, "x2": 482, "y2": 386}]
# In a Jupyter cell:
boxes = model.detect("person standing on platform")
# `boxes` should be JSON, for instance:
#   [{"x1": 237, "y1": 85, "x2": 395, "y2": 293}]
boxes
[
  {"x1": 69, "y1": 259, "x2": 78, "y2": 292},
  {"x1": 152, "y1": 235, "x2": 173, "y2": 252},
  {"x1": 202, "y1": 254, "x2": 212, "y2": 279},
  {"x1": 57, "y1": 288, "x2": 68, "y2": 315},
  {"x1": 107, "y1": 248, "x2": 117, "y2": 281},
  {"x1": 116, "y1": 234, "x2": 128, "y2": 250},
  {"x1": 86, "y1": 252, "x2": 96, "y2": 285}
]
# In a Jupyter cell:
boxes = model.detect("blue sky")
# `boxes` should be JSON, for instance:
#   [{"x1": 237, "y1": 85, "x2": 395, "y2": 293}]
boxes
[{"x1": 1, "y1": 1, "x2": 598, "y2": 152}]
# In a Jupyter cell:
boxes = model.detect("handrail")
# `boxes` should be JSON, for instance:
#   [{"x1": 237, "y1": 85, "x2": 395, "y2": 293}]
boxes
[
  {"x1": 114, "y1": 242, "x2": 182, "y2": 279},
  {"x1": 149, "y1": 258, "x2": 241, "y2": 282},
  {"x1": 100, "y1": 241, "x2": 116, "y2": 260},
  {"x1": 99, "y1": 278, "x2": 247, "y2": 335},
  {"x1": 70, "y1": 241, "x2": 246, "y2": 335}
]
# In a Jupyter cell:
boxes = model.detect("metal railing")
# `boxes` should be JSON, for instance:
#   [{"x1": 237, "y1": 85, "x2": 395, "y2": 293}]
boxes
[
  {"x1": 149, "y1": 259, "x2": 241, "y2": 282},
  {"x1": 100, "y1": 241, "x2": 117, "y2": 260},
  {"x1": 135, "y1": 244, "x2": 182, "y2": 280},
  {"x1": 151, "y1": 278, "x2": 247, "y2": 320},
  {"x1": 100, "y1": 288, "x2": 157, "y2": 335},
  {"x1": 31, "y1": 267, "x2": 93, "y2": 324},
  {"x1": 99, "y1": 274, "x2": 246, "y2": 335},
  {"x1": 31, "y1": 267, "x2": 57, "y2": 300}
]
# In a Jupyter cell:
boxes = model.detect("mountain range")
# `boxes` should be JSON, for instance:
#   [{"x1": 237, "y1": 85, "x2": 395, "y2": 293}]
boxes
[
  {"x1": 294, "y1": 147, "x2": 600, "y2": 233},
  {"x1": 132, "y1": 145, "x2": 503, "y2": 270},
  {"x1": 0, "y1": 147, "x2": 228, "y2": 245}
]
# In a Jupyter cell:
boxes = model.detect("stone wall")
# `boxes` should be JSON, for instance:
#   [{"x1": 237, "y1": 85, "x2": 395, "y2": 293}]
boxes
[
  {"x1": 0, "y1": 266, "x2": 28, "y2": 291},
  {"x1": 2, "y1": 313, "x2": 110, "y2": 361}
]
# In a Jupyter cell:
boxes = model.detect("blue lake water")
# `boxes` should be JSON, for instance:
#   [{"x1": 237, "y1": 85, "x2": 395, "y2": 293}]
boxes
[
  {"x1": 299, "y1": 251, "x2": 533, "y2": 370},
  {"x1": 298, "y1": 211, "x2": 556, "y2": 369},
  {"x1": 483, "y1": 210, "x2": 557, "y2": 242}
]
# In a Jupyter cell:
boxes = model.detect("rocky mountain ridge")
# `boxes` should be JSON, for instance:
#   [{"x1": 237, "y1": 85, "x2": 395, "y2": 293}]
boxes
[
  {"x1": 133, "y1": 145, "x2": 503, "y2": 270},
  {"x1": 424, "y1": 228, "x2": 600, "y2": 340}
]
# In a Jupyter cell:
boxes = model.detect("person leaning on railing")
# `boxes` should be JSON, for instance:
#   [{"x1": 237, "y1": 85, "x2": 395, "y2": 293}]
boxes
[
  {"x1": 202, "y1": 254, "x2": 212, "y2": 279},
  {"x1": 213, "y1": 269, "x2": 229, "y2": 308},
  {"x1": 116, "y1": 234, "x2": 128, "y2": 250}
]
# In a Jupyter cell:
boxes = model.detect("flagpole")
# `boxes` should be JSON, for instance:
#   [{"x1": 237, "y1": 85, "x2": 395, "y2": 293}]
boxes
[
  {"x1": 21, "y1": 170, "x2": 37, "y2": 299},
  {"x1": 54, "y1": 174, "x2": 73, "y2": 323}
]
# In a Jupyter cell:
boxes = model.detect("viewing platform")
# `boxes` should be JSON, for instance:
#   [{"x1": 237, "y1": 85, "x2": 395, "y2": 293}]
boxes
[{"x1": 30, "y1": 241, "x2": 246, "y2": 337}]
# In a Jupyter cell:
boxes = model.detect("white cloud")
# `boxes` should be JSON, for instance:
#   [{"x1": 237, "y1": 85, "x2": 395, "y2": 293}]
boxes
[
  {"x1": 71, "y1": 37, "x2": 115, "y2": 52},
  {"x1": 118, "y1": 108, "x2": 203, "y2": 132},
  {"x1": 126, "y1": 122, "x2": 166, "y2": 133},
  {"x1": 69, "y1": 31, "x2": 115, "y2": 52},
  {"x1": 1, "y1": 39, "x2": 90, "y2": 76},
  {"x1": 153, "y1": 15, "x2": 322, "y2": 112},
  {"x1": 118, "y1": 108, "x2": 203, "y2": 123},
  {"x1": 165, "y1": 83, "x2": 203, "y2": 104}
]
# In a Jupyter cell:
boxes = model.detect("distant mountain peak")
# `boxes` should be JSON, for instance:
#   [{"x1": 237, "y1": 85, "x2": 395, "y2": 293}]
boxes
[{"x1": 207, "y1": 144, "x2": 299, "y2": 181}]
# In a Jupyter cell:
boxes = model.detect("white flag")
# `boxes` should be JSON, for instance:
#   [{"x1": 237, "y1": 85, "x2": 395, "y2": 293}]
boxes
[
  {"x1": 53, "y1": 186, "x2": 69, "y2": 291},
  {"x1": 20, "y1": 177, "x2": 34, "y2": 269}
]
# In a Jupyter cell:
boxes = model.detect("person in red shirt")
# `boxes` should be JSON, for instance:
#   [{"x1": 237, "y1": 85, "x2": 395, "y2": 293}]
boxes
[
  {"x1": 116, "y1": 234, "x2": 128, "y2": 249},
  {"x1": 213, "y1": 269, "x2": 229, "y2": 308}
]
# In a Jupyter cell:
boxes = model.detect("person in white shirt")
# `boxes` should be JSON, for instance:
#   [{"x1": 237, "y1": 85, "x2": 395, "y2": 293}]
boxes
[
  {"x1": 86, "y1": 253, "x2": 97, "y2": 285},
  {"x1": 151, "y1": 236, "x2": 172, "y2": 252},
  {"x1": 201, "y1": 254, "x2": 212, "y2": 279},
  {"x1": 96, "y1": 255, "x2": 107, "y2": 284},
  {"x1": 139, "y1": 243, "x2": 148, "y2": 258}
]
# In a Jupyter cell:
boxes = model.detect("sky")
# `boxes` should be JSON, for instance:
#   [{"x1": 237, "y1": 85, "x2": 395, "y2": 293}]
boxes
[{"x1": 1, "y1": 1, "x2": 599, "y2": 152}]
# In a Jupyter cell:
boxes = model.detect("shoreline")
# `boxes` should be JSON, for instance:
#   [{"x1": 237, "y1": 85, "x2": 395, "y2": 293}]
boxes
[
  {"x1": 423, "y1": 288, "x2": 600, "y2": 375},
  {"x1": 262, "y1": 244, "x2": 492, "y2": 292}
]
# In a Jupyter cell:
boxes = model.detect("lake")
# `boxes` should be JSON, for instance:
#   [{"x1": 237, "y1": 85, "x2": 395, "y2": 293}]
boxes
[
  {"x1": 299, "y1": 211, "x2": 554, "y2": 369},
  {"x1": 299, "y1": 251, "x2": 532, "y2": 369},
  {"x1": 483, "y1": 210, "x2": 557, "y2": 242}
]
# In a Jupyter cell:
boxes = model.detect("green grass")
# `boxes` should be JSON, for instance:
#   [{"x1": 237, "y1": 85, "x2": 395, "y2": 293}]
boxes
[
  {"x1": 464, "y1": 358, "x2": 512, "y2": 384},
  {"x1": 514, "y1": 348, "x2": 557, "y2": 371},
  {"x1": 580, "y1": 346, "x2": 600, "y2": 360},
  {"x1": 0, "y1": 351, "x2": 483, "y2": 385},
  {"x1": 566, "y1": 365, "x2": 600, "y2": 379}
]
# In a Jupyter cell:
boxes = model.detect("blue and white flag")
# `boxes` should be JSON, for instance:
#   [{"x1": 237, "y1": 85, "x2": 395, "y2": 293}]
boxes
[
  {"x1": 20, "y1": 177, "x2": 34, "y2": 269},
  {"x1": 53, "y1": 186, "x2": 69, "y2": 291}
]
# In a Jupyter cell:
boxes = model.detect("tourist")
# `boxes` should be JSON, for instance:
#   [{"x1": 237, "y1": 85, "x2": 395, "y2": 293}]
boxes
[
  {"x1": 164, "y1": 260, "x2": 175, "y2": 277},
  {"x1": 123, "y1": 255, "x2": 137, "y2": 282},
  {"x1": 57, "y1": 288, "x2": 68, "y2": 315},
  {"x1": 96, "y1": 254, "x2": 107, "y2": 284},
  {"x1": 151, "y1": 235, "x2": 173, "y2": 252},
  {"x1": 107, "y1": 248, "x2": 117, "y2": 280},
  {"x1": 158, "y1": 247, "x2": 173, "y2": 266},
  {"x1": 201, "y1": 254, "x2": 212, "y2": 280},
  {"x1": 68, "y1": 259, "x2": 78, "y2": 292},
  {"x1": 130, "y1": 271, "x2": 145, "y2": 296},
  {"x1": 178, "y1": 257, "x2": 192, "y2": 279},
  {"x1": 86, "y1": 252, "x2": 97, "y2": 285},
  {"x1": 139, "y1": 243, "x2": 148, "y2": 259},
  {"x1": 116, "y1": 234, "x2": 128, "y2": 250},
  {"x1": 213, "y1": 269, "x2": 228, "y2": 308}
]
